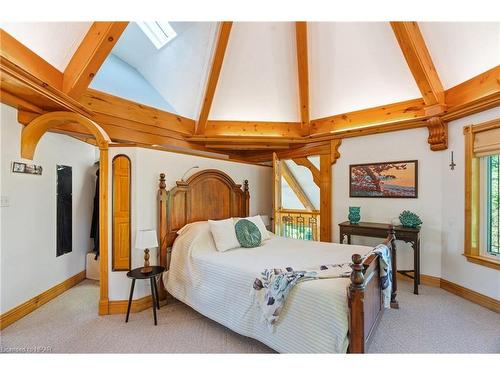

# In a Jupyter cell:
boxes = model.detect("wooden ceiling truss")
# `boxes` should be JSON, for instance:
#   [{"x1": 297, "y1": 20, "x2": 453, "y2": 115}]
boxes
[{"x1": 1, "y1": 23, "x2": 499, "y2": 165}]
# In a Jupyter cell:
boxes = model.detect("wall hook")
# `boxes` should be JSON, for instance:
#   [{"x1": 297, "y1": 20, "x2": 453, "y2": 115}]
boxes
[{"x1": 449, "y1": 151, "x2": 456, "y2": 170}]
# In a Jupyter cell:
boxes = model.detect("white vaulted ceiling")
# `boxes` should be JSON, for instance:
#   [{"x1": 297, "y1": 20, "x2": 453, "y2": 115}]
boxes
[
  {"x1": 308, "y1": 22, "x2": 422, "y2": 118},
  {"x1": 2, "y1": 22, "x2": 499, "y2": 121},
  {"x1": 419, "y1": 22, "x2": 500, "y2": 89},
  {"x1": 209, "y1": 22, "x2": 300, "y2": 122},
  {"x1": 0, "y1": 22, "x2": 91, "y2": 71}
]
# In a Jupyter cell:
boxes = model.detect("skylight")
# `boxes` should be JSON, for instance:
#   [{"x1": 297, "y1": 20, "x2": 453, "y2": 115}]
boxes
[{"x1": 136, "y1": 22, "x2": 177, "y2": 49}]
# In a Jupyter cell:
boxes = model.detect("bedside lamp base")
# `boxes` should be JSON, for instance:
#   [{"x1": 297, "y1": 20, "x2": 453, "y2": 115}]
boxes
[{"x1": 140, "y1": 248, "x2": 153, "y2": 273}]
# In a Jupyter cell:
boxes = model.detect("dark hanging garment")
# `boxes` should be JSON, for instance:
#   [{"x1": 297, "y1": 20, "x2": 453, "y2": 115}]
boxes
[{"x1": 90, "y1": 169, "x2": 100, "y2": 259}]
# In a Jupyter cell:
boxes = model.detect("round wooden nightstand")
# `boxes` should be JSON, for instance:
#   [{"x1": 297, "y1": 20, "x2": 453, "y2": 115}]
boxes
[{"x1": 125, "y1": 266, "x2": 165, "y2": 325}]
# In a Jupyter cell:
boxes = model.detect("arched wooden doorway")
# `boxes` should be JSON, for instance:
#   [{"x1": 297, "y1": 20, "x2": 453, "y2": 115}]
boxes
[{"x1": 21, "y1": 111, "x2": 112, "y2": 315}]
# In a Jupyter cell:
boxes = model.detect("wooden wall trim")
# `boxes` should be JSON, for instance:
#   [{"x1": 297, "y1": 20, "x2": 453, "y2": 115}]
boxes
[
  {"x1": 398, "y1": 272, "x2": 499, "y2": 313},
  {"x1": 196, "y1": 22, "x2": 233, "y2": 135},
  {"x1": 63, "y1": 22, "x2": 128, "y2": 99},
  {"x1": 0, "y1": 271, "x2": 85, "y2": 330},
  {"x1": 107, "y1": 295, "x2": 153, "y2": 315},
  {"x1": 440, "y1": 279, "x2": 500, "y2": 314}
]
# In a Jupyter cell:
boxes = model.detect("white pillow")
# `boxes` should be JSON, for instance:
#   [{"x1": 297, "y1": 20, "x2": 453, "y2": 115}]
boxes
[
  {"x1": 208, "y1": 218, "x2": 240, "y2": 252},
  {"x1": 234, "y1": 215, "x2": 270, "y2": 241}
]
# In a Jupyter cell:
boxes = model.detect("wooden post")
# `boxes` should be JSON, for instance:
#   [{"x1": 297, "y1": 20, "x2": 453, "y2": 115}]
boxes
[
  {"x1": 319, "y1": 154, "x2": 332, "y2": 242},
  {"x1": 98, "y1": 148, "x2": 109, "y2": 315},
  {"x1": 388, "y1": 226, "x2": 399, "y2": 309},
  {"x1": 348, "y1": 253, "x2": 365, "y2": 353},
  {"x1": 157, "y1": 173, "x2": 168, "y2": 300}
]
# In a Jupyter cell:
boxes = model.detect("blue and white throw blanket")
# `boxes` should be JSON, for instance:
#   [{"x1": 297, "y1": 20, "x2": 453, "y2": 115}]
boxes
[{"x1": 251, "y1": 244, "x2": 392, "y2": 329}]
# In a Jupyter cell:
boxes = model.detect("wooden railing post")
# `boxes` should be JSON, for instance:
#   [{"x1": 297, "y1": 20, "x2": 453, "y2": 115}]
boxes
[{"x1": 348, "y1": 253, "x2": 365, "y2": 353}]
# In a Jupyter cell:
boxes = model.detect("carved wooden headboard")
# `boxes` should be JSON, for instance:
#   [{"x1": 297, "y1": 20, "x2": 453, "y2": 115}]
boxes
[{"x1": 157, "y1": 169, "x2": 250, "y2": 271}]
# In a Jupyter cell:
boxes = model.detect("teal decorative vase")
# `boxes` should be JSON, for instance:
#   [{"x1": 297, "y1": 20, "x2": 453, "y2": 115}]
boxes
[
  {"x1": 399, "y1": 210, "x2": 423, "y2": 228},
  {"x1": 348, "y1": 207, "x2": 361, "y2": 224}
]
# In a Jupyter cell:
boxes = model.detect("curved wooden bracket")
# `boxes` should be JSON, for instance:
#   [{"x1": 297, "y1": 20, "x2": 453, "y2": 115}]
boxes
[
  {"x1": 21, "y1": 111, "x2": 111, "y2": 160},
  {"x1": 330, "y1": 139, "x2": 342, "y2": 165},
  {"x1": 427, "y1": 116, "x2": 448, "y2": 151}
]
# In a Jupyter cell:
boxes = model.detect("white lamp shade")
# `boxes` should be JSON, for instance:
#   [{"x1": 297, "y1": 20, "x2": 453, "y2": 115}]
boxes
[
  {"x1": 135, "y1": 229, "x2": 158, "y2": 250},
  {"x1": 260, "y1": 215, "x2": 270, "y2": 227}
]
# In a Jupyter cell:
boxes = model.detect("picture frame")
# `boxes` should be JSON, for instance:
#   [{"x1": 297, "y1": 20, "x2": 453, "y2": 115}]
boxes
[
  {"x1": 349, "y1": 160, "x2": 418, "y2": 198},
  {"x1": 12, "y1": 161, "x2": 43, "y2": 175},
  {"x1": 12, "y1": 162, "x2": 26, "y2": 173}
]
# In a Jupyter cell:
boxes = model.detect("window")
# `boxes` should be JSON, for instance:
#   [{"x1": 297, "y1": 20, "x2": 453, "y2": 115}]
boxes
[
  {"x1": 487, "y1": 155, "x2": 500, "y2": 256},
  {"x1": 464, "y1": 119, "x2": 500, "y2": 270},
  {"x1": 136, "y1": 22, "x2": 177, "y2": 49}
]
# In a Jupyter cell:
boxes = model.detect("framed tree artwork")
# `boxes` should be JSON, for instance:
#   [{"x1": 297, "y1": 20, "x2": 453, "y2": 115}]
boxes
[{"x1": 350, "y1": 160, "x2": 418, "y2": 198}]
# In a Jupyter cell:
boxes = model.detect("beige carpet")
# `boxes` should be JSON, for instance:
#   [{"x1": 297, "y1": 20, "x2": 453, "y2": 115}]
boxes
[{"x1": 1, "y1": 279, "x2": 498, "y2": 353}]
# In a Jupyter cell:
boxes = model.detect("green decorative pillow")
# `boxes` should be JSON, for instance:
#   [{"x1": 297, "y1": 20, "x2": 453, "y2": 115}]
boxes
[{"x1": 235, "y1": 219, "x2": 262, "y2": 248}]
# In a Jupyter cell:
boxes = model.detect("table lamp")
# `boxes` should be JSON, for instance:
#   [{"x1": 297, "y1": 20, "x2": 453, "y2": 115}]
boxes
[{"x1": 135, "y1": 229, "x2": 158, "y2": 273}]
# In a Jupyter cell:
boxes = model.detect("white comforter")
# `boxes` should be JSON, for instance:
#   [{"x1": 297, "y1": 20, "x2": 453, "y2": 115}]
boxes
[{"x1": 164, "y1": 222, "x2": 373, "y2": 353}]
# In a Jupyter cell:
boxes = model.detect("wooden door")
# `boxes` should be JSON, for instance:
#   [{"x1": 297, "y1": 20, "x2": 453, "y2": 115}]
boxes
[
  {"x1": 112, "y1": 155, "x2": 131, "y2": 271},
  {"x1": 272, "y1": 153, "x2": 282, "y2": 235}
]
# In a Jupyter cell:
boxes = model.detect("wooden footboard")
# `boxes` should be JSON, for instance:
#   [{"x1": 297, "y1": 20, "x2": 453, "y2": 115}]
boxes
[{"x1": 347, "y1": 228, "x2": 397, "y2": 353}]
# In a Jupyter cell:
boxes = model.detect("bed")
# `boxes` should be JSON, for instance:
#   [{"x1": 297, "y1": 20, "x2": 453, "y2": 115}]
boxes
[{"x1": 156, "y1": 169, "x2": 398, "y2": 353}]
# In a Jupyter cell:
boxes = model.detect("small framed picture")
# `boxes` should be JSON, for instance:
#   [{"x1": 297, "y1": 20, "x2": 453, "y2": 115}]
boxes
[{"x1": 12, "y1": 162, "x2": 26, "y2": 173}]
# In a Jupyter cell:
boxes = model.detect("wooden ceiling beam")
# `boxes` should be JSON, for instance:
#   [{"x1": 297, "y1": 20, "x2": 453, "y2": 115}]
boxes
[
  {"x1": 0, "y1": 89, "x2": 44, "y2": 113},
  {"x1": 188, "y1": 135, "x2": 305, "y2": 144},
  {"x1": 204, "y1": 120, "x2": 303, "y2": 137},
  {"x1": 195, "y1": 22, "x2": 233, "y2": 135},
  {"x1": 79, "y1": 89, "x2": 195, "y2": 135},
  {"x1": 310, "y1": 97, "x2": 427, "y2": 136},
  {"x1": 390, "y1": 22, "x2": 445, "y2": 109},
  {"x1": 281, "y1": 161, "x2": 315, "y2": 211},
  {"x1": 1, "y1": 56, "x2": 93, "y2": 116},
  {"x1": 295, "y1": 22, "x2": 310, "y2": 133},
  {"x1": 63, "y1": 22, "x2": 128, "y2": 99},
  {"x1": 206, "y1": 143, "x2": 291, "y2": 150},
  {"x1": 0, "y1": 29, "x2": 63, "y2": 90},
  {"x1": 293, "y1": 158, "x2": 320, "y2": 186},
  {"x1": 443, "y1": 65, "x2": 500, "y2": 121}
]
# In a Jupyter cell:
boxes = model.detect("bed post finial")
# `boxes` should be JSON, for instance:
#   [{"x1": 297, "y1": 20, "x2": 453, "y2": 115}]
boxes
[
  {"x1": 350, "y1": 254, "x2": 364, "y2": 290},
  {"x1": 159, "y1": 173, "x2": 166, "y2": 190},
  {"x1": 244, "y1": 179, "x2": 249, "y2": 192}
]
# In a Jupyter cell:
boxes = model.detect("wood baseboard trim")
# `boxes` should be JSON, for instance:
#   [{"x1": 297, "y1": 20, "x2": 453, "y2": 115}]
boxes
[
  {"x1": 440, "y1": 279, "x2": 500, "y2": 314},
  {"x1": 0, "y1": 270, "x2": 86, "y2": 330},
  {"x1": 107, "y1": 295, "x2": 153, "y2": 315},
  {"x1": 397, "y1": 272, "x2": 499, "y2": 313},
  {"x1": 397, "y1": 272, "x2": 441, "y2": 287}
]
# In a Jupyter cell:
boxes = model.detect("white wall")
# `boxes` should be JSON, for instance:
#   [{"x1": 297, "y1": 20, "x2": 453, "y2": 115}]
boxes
[
  {"x1": 331, "y1": 107, "x2": 500, "y2": 299},
  {"x1": 441, "y1": 108, "x2": 500, "y2": 299},
  {"x1": 0, "y1": 104, "x2": 97, "y2": 313},
  {"x1": 106, "y1": 147, "x2": 273, "y2": 300},
  {"x1": 332, "y1": 127, "x2": 443, "y2": 277}
]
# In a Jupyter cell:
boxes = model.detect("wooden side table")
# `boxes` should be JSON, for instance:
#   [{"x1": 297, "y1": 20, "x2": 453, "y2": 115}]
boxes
[
  {"x1": 339, "y1": 221, "x2": 421, "y2": 295},
  {"x1": 126, "y1": 266, "x2": 165, "y2": 325}
]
